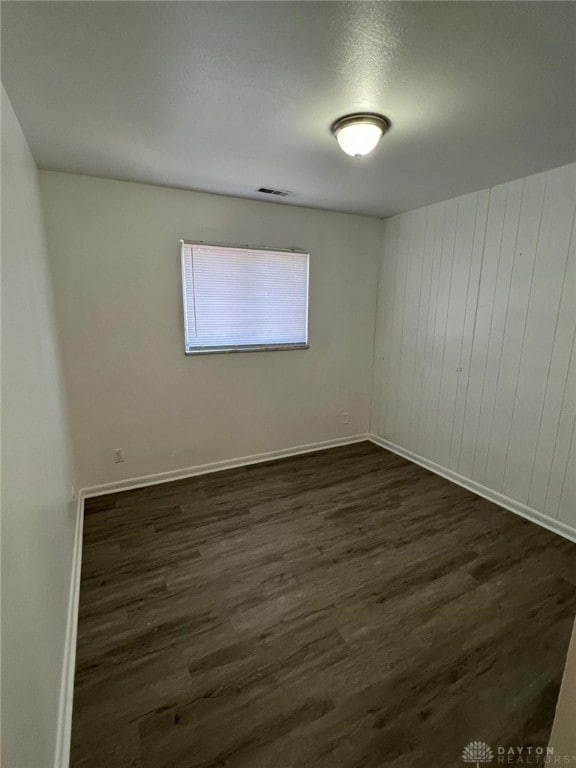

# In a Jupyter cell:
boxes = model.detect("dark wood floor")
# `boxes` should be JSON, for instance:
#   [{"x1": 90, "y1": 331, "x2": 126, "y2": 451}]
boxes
[{"x1": 72, "y1": 442, "x2": 576, "y2": 768}]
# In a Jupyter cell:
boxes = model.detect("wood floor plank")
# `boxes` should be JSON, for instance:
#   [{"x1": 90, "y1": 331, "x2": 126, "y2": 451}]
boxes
[{"x1": 71, "y1": 442, "x2": 576, "y2": 767}]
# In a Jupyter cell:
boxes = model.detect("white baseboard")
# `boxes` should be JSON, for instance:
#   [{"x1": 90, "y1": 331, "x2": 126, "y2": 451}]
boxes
[
  {"x1": 367, "y1": 434, "x2": 576, "y2": 544},
  {"x1": 54, "y1": 492, "x2": 85, "y2": 768},
  {"x1": 82, "y1": 434, "x2": 371, "y2": 498}
]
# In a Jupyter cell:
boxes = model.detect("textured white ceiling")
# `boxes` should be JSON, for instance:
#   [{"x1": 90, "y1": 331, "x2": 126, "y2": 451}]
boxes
[{"x1": 2, "y1": 1, "x2": 575, "y2": 217}]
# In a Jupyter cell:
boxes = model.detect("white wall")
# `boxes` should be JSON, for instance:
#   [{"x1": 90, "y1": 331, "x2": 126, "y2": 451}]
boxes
[
  {"x1": 39, "y1": 172, "x2": 381, "y2": 489},
  {"x1": 372, "y1": 162, "x2": 576, "y2": 535},
  {"x1": 1, "y1": 89, "x2": 76, "y2": 768}
]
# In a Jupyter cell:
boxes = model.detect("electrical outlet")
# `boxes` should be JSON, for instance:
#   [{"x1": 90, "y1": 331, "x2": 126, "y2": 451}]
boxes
[
  {"x1": 113, "y1": 448, "x2": 125, "y2": 464},
  {"x1": 341, "y1": 411, "x2": 350, "y2": 424}
]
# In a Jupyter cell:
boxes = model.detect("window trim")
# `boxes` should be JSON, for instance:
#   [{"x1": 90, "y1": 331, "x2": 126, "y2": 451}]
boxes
[{"x1": 180, "y1": 240, "x2": 310, "y2": 356}]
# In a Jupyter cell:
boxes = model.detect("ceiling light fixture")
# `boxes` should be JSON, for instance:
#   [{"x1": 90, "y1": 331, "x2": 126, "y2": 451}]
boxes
[{"x1": 331, "y1": 113, "x2": 391, "y2": 159}]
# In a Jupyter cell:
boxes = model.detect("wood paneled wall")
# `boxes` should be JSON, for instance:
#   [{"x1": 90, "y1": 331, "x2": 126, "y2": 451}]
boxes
[{"x1": 372, "y1": 163, "x2": 576, "y2": 533}]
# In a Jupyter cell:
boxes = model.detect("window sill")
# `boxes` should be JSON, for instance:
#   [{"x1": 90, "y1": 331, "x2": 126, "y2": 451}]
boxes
[{"x1": 185, "y1": 343, "x2": 309, "y2": 356}]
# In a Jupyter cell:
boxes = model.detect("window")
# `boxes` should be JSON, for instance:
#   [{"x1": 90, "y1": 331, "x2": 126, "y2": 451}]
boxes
[{"x1": 180, "y1": 241, "x2": 309, "y2": 355}]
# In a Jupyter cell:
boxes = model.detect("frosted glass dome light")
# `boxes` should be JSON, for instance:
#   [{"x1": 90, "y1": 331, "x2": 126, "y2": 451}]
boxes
[{"x1": 331, "y1": 113, "x2": 391, "y2": 159}]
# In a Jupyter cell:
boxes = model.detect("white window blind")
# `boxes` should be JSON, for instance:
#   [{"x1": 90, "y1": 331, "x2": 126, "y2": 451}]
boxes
[{"x1": 180, "y1": 242, "x2": 309, "y2": 354}]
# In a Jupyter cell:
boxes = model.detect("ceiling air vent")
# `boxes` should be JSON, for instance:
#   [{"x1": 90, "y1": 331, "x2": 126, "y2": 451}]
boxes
[{"x1": 257, "y1": 187, "x2": 292, "y2": 197}]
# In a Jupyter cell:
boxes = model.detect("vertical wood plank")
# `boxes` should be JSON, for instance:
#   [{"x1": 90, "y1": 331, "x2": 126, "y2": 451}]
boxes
[
  {"x1": 408, "y1": 206, "x2": 435, "y2": 449},
  {"x1": 396, "y1": 208, "x2": 427, "y2": 447},
  {"x1": 384, "y1": 213, "x2": 412, "y2": 440},
  {"x1": 450, "y1": 190, "x2": 489, "y2": 471},
  {"x1": 370, "y1": 219, "x2": 392, "y2": 435},
  {"x1": 376, "y1": 216, "x2": 401, "y2": 436},
  {"x1": 416, "y1": 203, "x2": 445, "y2": 457},
  {"x1": 423, "y1": 202, "x2": 456, "y2": 457},
  {"x1": 459, "y1": 182, "x2": 508, "y2": 478}
]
